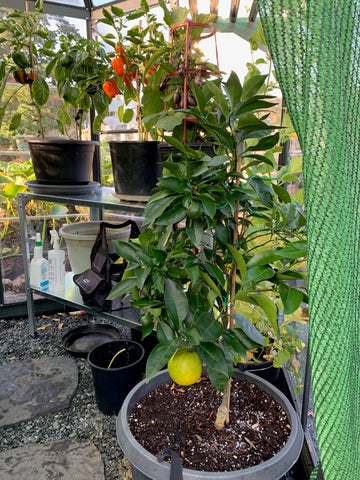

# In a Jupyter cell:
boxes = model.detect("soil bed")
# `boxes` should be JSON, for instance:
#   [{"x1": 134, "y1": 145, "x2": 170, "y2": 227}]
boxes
[{"x1": 128, "y1": 374, "x2": 291, "y2": 472}]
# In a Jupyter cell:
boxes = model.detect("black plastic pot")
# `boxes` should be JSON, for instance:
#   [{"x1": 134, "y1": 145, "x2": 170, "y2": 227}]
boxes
[
  {"x1": 238, "y1": 360, "x2": 280, "y2": 383},
  {"x1": 109, "y1": 141, "x2": 162, "y2": 197},
  {"x1": 88, "y1": 340, "x2": 144, "y2": 415},
  {"x1": 27, "y1": 138, "x2": 98, "y2": 184},
  {"x1": 117, "y1": 369, "x2": 304, "y2": 480}
]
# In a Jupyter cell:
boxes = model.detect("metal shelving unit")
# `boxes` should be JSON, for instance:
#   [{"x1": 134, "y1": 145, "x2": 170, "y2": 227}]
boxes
[{"x1": 17, "y1": 187, "x2": 145, "y2": 336}]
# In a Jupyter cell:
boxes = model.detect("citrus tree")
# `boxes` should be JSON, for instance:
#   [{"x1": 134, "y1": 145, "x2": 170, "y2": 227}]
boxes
[{"x1": 109, "y1": 70, "x2": 307, "y2": 427}]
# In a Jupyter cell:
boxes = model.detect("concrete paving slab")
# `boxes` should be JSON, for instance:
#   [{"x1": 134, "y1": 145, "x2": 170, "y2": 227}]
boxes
[
  {"x1": 0, "y1": 357, "x2": 78, "y2": 428},
  {"x1": 0, "y1": 439, "x2": 105, "y2": 480}
]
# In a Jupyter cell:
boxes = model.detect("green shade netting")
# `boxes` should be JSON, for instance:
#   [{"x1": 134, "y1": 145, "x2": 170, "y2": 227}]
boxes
[{"x1": 256, "y1": 1, "x2": 360, "y2": 478}]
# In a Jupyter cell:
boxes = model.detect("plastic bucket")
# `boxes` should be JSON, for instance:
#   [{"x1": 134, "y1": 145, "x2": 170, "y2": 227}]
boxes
[
  {"x1": 59, "y1": 221, "x2": 131, "y2": 274},
  {"x1": 88, "y1": 340, "x2": 145, "y2": 415}
]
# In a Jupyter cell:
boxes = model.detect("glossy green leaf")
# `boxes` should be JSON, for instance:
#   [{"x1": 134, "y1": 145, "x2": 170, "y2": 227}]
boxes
[
  {"x1": 242, "y1": 74, "x2": 267, "y2": 99},
  {"x1": 146, "y1": 340, "x2": 179, "y2": 382},
  {"x1": 232, "y1": 313, "x2": 265, "y2": 345},
  {"x1": 246, "y1": 249, "x2": 279, "y2": 268},
  {"x1": 143, "y1": 195, "x2": 176, "y2": 224},
  {"x1": 157, "y1": 204, "x2": 187, "y2": 226},
  {"x1": 32, "y1": 77, "x2": 49, "y2": 106},
  {"x1": 227, "y1": 244, "x2": 247, "y2": 282},
  {"x1": 195, "y1": 313, "x2": 223, "y2": 342},
  {"x1": 198, "y1": 342, "x2": 230, "y2": 391},
  {"x1": 164, "y1": 278, "x2": 189, "y2": 324},
  {"x1": 279, "y1": 283, "x2": 303, "y2": 315},
  {"x1": 157, "y1": 321, "x2": 175, "y2": 343},
  {"x1": 107, "y1": 277, "x2": 138, "y2": 299},
  {"x1": 249, "y1": 292, "x2": 278, "y2": 338},
  {"x1": 244, "y1": 265, "x2": 274, "y2": 286}
]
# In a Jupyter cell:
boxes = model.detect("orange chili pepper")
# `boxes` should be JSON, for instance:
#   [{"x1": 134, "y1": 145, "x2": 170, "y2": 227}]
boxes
[
  {"x1": 111, "y1": 57, "x2": 126, "y2": 77},
  {"x1": 102, "y1": 78, "x2": 119, "y2": 98},
  {"x1": 27, "y1": 71, "x2": 38, "y2": 83}
]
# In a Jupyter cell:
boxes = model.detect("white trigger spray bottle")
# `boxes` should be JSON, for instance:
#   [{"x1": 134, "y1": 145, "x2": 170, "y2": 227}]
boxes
[{"x1": 48, "y1": 229, "x2": 65, "y2": 293}]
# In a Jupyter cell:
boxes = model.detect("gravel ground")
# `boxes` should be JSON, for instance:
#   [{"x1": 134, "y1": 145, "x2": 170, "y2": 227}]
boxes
[{"x1": 0, "y1": 313, "x2": 134, "y2": 480}]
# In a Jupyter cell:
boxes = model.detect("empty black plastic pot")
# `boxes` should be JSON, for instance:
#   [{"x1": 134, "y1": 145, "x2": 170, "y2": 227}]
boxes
[
  {"x1": 109, "y1": 141, "x2": 161, "y2": 197},
  {"x1": 88, "y1": 340, "x2": 144, "y2": 415}
]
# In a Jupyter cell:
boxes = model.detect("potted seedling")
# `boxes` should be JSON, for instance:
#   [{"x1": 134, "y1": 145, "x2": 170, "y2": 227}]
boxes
[
  {"x1": 0, "y1": 0, "x2": 110, "y2": 185},
  {"x1": 109, "y1": 71, "x2": 306, "y2": 478}
]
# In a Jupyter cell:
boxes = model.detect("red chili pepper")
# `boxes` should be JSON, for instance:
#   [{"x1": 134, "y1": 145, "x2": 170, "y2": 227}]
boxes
[
  {"x1": 123, "y1": 74, "x2": 131, "y2": 88},
  {"x1": 13, "y1": 69, "x2": 27, "y2": 84},
  {"x1": 111, "y1": 57, "x2": 126, "y2": 77},
  {"x1": 102, "y1": 78, "x2": 119, "y2": 98}
]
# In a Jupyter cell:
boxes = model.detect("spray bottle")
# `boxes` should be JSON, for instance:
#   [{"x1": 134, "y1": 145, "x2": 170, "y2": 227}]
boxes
[
  {"x1": 48, "y1": 229, "x2": 65, "y2": 293},
  {"x1": 30, "y1": 233, "x2": 49, "y2": 292}
]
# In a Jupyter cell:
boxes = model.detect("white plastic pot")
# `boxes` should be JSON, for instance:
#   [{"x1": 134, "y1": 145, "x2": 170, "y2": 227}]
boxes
[{"x1": 59, "y1": 221, "x2": 131, "y2": 275}]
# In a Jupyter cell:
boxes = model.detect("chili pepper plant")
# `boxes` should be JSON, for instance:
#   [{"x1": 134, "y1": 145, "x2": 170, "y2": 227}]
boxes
[
  {"x1": 98, "y1": 0, "x2": 168, "y2": 140},
  {"x1": 109, "y1": 70, "x2": 307, "y2": 426},
  {"x1": 0, "y1": 0, "x2": 55, "y2": 138}
]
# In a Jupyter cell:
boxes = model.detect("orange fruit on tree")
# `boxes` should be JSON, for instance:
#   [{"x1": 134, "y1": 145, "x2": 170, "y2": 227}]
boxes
[{"x1": 168, "y1": 347, "x2": 202, "y2": 386}]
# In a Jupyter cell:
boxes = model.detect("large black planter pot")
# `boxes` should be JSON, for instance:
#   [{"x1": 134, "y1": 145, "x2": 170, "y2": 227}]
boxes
[
  {"x1": 27, "y1": 138, "x2": 98, "y2": 184},
  {"x1": 117, "y1": 369, "x2": 304, "y2": 480},
  {"x1": 109, "y1": 141, "x2": 161, "y2": 198},
  {"x1": 88, "y1": 340, "x2": 145, "y2": 416}
]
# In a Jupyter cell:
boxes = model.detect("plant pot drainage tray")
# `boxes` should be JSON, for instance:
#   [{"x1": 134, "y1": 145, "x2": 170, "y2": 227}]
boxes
[
  {"x1": 62, "y1": 324, "x2": 122, "y2": 358},
  {"x1": 25, "y1": 180, "x2": 100, "y2": 195}
]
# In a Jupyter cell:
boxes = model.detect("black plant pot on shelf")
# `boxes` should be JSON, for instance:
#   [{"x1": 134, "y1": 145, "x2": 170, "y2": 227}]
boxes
[
  {"x1": 117, "y1": 369, "x2": 304, "y2": 480},
  {"x1": 27, "y1": 138, "x2": 98, "y2": 184},
  {"x1": 109, "y1": 141, "x2": 162, "y2": 199}
]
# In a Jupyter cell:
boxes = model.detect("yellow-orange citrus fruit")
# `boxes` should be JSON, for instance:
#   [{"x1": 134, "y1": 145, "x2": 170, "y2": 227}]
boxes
[{"x1": 168, "y1": 347, "x2": 202, "y2": 386}]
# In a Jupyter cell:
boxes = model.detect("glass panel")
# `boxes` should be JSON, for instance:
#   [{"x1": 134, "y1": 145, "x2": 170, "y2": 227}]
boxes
[{"x1": 45, "y1": 0, "x2": 84, "y2": 7}]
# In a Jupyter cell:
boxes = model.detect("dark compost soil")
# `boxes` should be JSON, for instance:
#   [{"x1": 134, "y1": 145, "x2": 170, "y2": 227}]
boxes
[{"x1": 128, "y1": 374, "x2": 291, "y2": 473}]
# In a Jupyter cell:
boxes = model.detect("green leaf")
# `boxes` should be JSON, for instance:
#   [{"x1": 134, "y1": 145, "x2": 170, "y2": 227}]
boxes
[
  {"x1": 224, "y1": 71, "x2": 242, "y2": 107},
  {"x1": 244, "y1": 265, "x2": 274, "y2": 286},
  {"x1": 273, "y1": 184, "x2": 291, "y2": 203},
  {"x1": 227, "y1": 244, "x2": 247, "y2": 283},
  {"x1": 242, "y1": 74, "x2": 267, "y2": 99},
  {"x1": 157, "y1": 321, "x2": 175, "y2": 343},
  {"x1": 183, "y1": 326, "x2": 201, "y2": 345},
  {"x1": 157, "y1": 204, "x2": 187, "y2": 225},
  {"x1": 200, "y1": 194, "x2": 216, "y2": 218},
  {"x1": 195, "y1": 313, "x2": 223, "y2": 342},
  {"x1": 9, "y1": 113, "x2": 21, "y2": 131},
  {"x1": 273, "y1": 349, "x2": 290, "y2": 367},
  {"x1": 143, "y1": 195, "x2": 176, "y2": 224},
  {"x1": 146, "y1": 340, "x2": 179, "y2": 382},
  {"x1": 123, "y1": 108, "x2": 134, "y2": 124},
  {"x1": 32, "y1": 77, "x2": 49, "y2": 106},
  {"x1": 222, "y1": 329, "x2": 248, "y2": 362},
  {"x1": 198, "y1": 342, "x2": 230, "y2": 391},
  {"x1": 164, "y1": 278, "x2": 189, "y2": 325},
  {"x1": 279, "y1": 283, "x2": 303, "y2": 315},
  {"x1": 107, "y1": 277, "x2": 138, "y2": 299},
  {"x1": 231, "y1": 313, "x2": 265, "y2": 345},
  {"x1": 206, "y1": 81, "x2": 228, "y2": 117},
  {"x1": 277, "y1": 241, "x2": 307, "y2": 259},
  {"x1": 249, "y1": 292, "x2": 278, "y2": 338},
  {"x1": 249, "y1": 176, "x2": 273, "y2": 207},
  {"x1": 246, "y1": 249, "x2": 279, "y2": 268}
]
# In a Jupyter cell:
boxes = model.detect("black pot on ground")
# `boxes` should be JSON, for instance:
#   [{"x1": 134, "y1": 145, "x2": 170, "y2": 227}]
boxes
[
  {"x1": 88, "y1": 340, "x2": 144, "y2": 416},
  {"x1": 116, "y1": 369, "x2": 304, "y2": 480},
  {"x1": 109, "y1": 141, "x2": 161, "y2": 198},
  {"x1": 27, "y1": 138, "x2": 98, "y2": 184}
]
